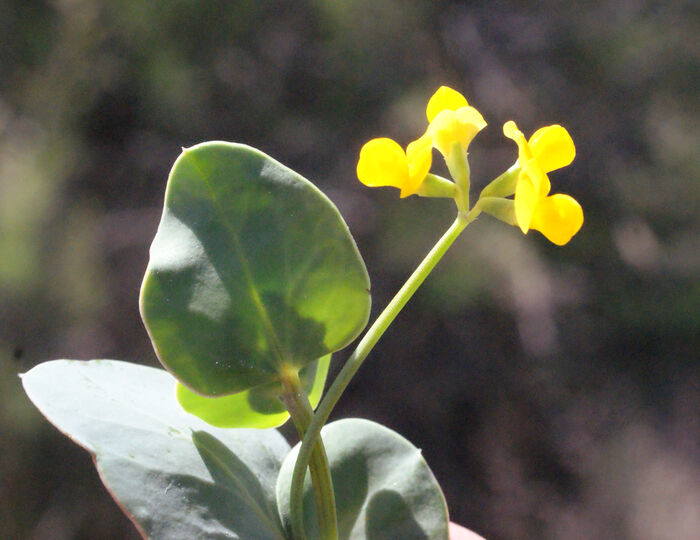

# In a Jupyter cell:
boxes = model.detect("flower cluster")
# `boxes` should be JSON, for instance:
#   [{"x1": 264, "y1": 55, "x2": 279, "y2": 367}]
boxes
[
  {"x1": 356, "y1": 86, "x2": 583, "y2": 245},
  {"x1": 357, "y1": 86, "x2": 485, "y2": 198},
  {"x1": 502, "y1": 120, "x2": 583, "y2": 245}
]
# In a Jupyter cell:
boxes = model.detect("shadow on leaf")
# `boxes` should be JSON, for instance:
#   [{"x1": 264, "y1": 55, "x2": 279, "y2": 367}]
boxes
[
  {"x1": 334, "y1": 451, "x2": 369, "y2": 539},
  {"x1": 191, "y1": 430, "x2": 285, "y2": 539},
  {"x1": 365, "y1": 489, "x2": 430, "y2": 540}
]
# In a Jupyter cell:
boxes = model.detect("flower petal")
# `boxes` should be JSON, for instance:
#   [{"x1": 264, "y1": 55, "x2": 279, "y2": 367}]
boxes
[
  {"x1": 356, "y1": 138, "x2": 409, "y2": 189},
  {"x1": 456, "y1": 106, "x2": 487, "y2": 136},
  {"x1": 514, "y1": 170, "x2": 537, "y2": 233},
  {"x1": 528, "y1": 125, "x2": 576, "y2": 173},
  {"x1": 405, "y1": 134, "x2": 433, "y2": 197},
  {"x1": 502, "y1": 120, "x2": 521, "y2": 141},
  {"x1": 503, "y1": 120, "x2": 532, "y2": 163},
  {"x1": 529, "y1": 193, "x2": 583, "y2": 245},
  {"x1": 426, "y1": 86, "x2": 469, "y2": 122},
  {"x1": 428, "y1": 106, "x2": 486, "y2": 157},
  {"x1": 406, "y1": 133, "x2": 432, "y2": 162},
  {"x1": 523, "y1": 157, "x2": 551, "y2": 201},
  {"x1": 427, "y1": 109, "x2": 458, "y2": 157}
]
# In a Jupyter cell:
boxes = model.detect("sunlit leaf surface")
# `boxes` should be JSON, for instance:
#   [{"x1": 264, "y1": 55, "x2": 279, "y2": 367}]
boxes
[{"x1": 140, "y1": 142, "x2": 370, "y2": 396}]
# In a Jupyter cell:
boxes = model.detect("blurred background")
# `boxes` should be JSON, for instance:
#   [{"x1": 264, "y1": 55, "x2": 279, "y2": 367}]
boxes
[{"x1": 1, "y1": 0, "x2": 698, "y2": 538}]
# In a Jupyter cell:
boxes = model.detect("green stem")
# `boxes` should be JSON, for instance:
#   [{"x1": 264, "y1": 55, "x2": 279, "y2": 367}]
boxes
[
  {"x1": 280, "y1": 370, "x2": 338, "y2": 540},
  {"x1": 418, "y1": 174, "x2": 458, "y2": 199},
  {"x1": 445, "y1": 144, "x2": 470, "y2": 212},
  {"x1": 288, "y1": 205, "x2": 482, "y2": 539},
  {"x1": 479, "y1": 163, "x2": 519, "y2": 199}
]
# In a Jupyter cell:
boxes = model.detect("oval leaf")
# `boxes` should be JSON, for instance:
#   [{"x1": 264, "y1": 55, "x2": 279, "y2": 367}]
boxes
[
  {"x1": 276, "y1": 418, "x2": 449, "y2": 540},
  {"x1": 22, "y1": 360, "x2": 290, "y2": 540},
  {"x1": 176, "y1": 354, "x2": 331, "y2": 429},
  {"x1": 140, "y1": 142, "x2": 370, "y2": 396}
]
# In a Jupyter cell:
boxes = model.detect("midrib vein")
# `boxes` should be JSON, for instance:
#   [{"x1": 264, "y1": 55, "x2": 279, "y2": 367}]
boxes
[{"x1": 184, "y1": 153, "x2": 288, "y2": 370}]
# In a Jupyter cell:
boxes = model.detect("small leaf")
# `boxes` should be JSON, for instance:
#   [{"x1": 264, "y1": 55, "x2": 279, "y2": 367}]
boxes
[
  {"x1": 176, "y1": 354, "x2": 331, "y2": 429},
  {"x1": 22, "y1": 360, "x2": 290, "y2": 540},
  {"x1": 140, "y1": 142, "x2": 371, "y2": 396},
  {"x1": 276, "y1": 418, "x2": 449, "y2": 540}
]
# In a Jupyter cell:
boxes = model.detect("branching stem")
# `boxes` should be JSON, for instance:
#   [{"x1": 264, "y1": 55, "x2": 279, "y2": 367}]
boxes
[
  {"x1": 280, "y1": 370, "x2": 338, "y2": 540},
  {"x1": 288, "y1": 204, "x2": 482, "y2": 539}
]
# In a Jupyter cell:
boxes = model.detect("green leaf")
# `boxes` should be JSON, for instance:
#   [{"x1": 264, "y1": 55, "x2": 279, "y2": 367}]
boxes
[
  {"x1": 140, "y1": 142, "x2": 371, "y2": 396},
  {"x1": 176, "y1": 354, "x2": 331, "y2": 429},
  {"x1": 22, "y1": 360, "x2": 290, "y2": 540},
  {"x1": 276, "y1": 419, "x2": 449, "y2": 540}
]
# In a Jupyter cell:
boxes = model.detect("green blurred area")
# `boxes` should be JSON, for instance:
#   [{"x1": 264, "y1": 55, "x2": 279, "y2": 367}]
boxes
[{"x1": 1, "y1": 1, "x2": 698, "y2": 538}]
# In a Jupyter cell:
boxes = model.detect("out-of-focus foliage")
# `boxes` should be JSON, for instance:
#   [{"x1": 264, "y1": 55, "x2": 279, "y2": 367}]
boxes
[{"x1": 1, "y1": 1, "x2": 697, "y2": 538}]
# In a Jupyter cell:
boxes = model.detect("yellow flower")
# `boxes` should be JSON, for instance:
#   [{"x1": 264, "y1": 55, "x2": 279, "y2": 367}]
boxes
[
  {"x1": 503, "y1": 120, "x2": 583, "y2": 245},
  {"x1": 356, "y1": 134, "x2": 432, "y2": 198},
  {"x1": 425, "y1": 86, "x2": 487, "y2": 158}
]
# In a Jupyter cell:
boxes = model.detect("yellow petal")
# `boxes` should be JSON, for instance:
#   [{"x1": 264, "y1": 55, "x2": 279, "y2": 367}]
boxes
[
  {"x1": 528, "y1": 125, "x2": 576, "y2": 173},
  {"x1": 406, "y1": 133, "x2": 432, "y2": 162},
  {"x1": 405, "y1": 134, "x2": 433, "y2": 197},
  {"x1": 514, "y1": 170, "x2": 537, "y2": 233},
  {"x1": 428, "y1": 106, "x2": 486, "y2": 157},
  {"x1": 529, "y1": 193, "x2": 583, "y2": 245},
  {"x1": 427, "y1": 110, "x2": 456, "y2": 157},
  {"x1": 503, "y1": 120, "x2": 520, "y2": 140},
  {"x1": 356, "y1": 138, "x2": 409, "y2": 190},
  {"x1": 456, "y1": 106, "x2": 487, "y2": 135},
  {"x1": 521, "y1": 157, "x2": 550, "y2": 200},
  {"x1": 503, "y1": 120, "x2": 532, "y2": 163},
  {"x1": 426, "y1": 86, "x2": 469, "y2": 122}
]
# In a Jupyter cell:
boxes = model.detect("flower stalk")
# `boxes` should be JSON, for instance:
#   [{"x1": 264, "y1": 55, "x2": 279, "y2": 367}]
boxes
[{"x1": 288, "y1": 204, "x2": 482, "y2": 540}]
